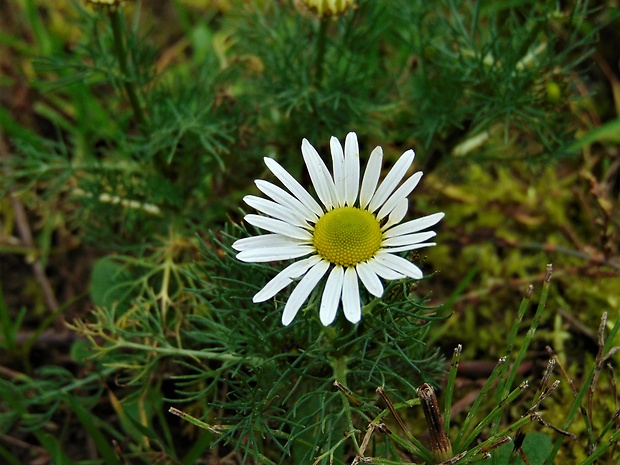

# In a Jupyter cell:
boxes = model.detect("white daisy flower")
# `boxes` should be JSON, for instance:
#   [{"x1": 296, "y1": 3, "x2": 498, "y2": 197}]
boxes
[{"x1": 233, "y1": 132, "x2": 444, "y2": 326}]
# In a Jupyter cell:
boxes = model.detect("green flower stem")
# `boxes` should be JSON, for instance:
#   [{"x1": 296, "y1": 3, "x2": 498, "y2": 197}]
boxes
[
  {"x1": 108, "y1": 8, "x2": 146, "y2": 129},
  {"x1": 111, "y1": 339, "x2": 257, "y2": 363},
  {"x1": 330, "y1": 355, "x2": 356, "y2": 462},
  {"x1": 314, "y1": 18, "x2": 329, "y2": 88},
  {"x1": 331, "y1": 354, "x2": 348, "y2": 384}
]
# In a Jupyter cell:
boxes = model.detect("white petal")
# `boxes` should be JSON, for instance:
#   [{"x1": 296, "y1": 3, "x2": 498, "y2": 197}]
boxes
[
  {"x1": 264, "y1": 157, "x2": 324, "y2": 217},
  {"x1": 255, "y1": 180, "x2": 318, "y2": 223},
  {"x1": 236, "y1": 245, "x2": 315, "y2": 262},
  {"x1": 232, "y1": 233, "x2": 304, "y2": 251},
  {"x1": 355, "y1": 261, "x2": 383, "y2": 297},
  {"x1": 320, "y1": 265, "x2": 344, "y2": 326},
  {"x1": 245, "y1": 214, "x2": 313, "y2": 241},
  {"x1": 359, "y1": 146, "x2": 383, "y2": 209},
  {"x1": 253, "y1": 255, "x2": 322, "y2": 302},
  {"x1": 244, "y1": 195, "x2": 310, "y2": 229},
  {"x1": 381, "y1": 198, "x2": 408, "y2": 231},
  {"x1": 376, "y1": 171, "x2": 423, "y2": 220},
  {"x1": 382, "y1": 231, "x2": 437, "y2": 247},
  {"x1": 341, "y1": 267, "x2": 361, "y2": 324},
  {"x1": 366, "y1": 259, "x2": 406, "y2": 280},
  {"x1": 382, "y1": 242, "x2": 436, "y2": 253},
  {"x1": 344, "y1": 132, "x2": 360, "y2": 206},
  {"x1": 330, "y1": 136, "x2": 346, "y2": 207},
  {"x1": 301, "y1": 139, "x2": 337, "y2": 210},
  {"x1": 383, "y1": 212, "x2": 445, "y2": 238},
  {"x1": 374, "y1": 252, "x2": 423, "y2": 279},
  {"x1": 282, "y1": 260, "x2": 330, "y2": 325},
  {"x1": 368, "y1": 149, "x2": 415, "y2": 213}
]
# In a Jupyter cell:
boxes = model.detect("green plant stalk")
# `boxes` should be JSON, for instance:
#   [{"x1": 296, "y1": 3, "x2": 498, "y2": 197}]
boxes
[
  {"x1": 33, "y1": 431, "x2": 75, "y2": 465},
  {"x1": 452, "y1": 356, "x2": 507, "y2": 450},
  {"x1": 32, "y1": 366, "x2": 117, "y2": 403},
  {"x1": 311, "y1": 431, "x2": 356, "y2": 465},
  {"x1": 459, "y1": 381, "x2": 530, "y2": 452},
  {"x1": 331, "y1": 355, "x2": 348, "y2": 386},
  {"x1": 578, "y1": 427, "x2": 620, "y2": 465},
  {"x1": 489, "y1": 267, "x2": 551, "y2": 465},
  {"x1": 306, "y1": 355, "x2": 354, "y2": 464},
  {"x1": 314, "y1": 18, "x2": 328, "y2": 88},
  {"x1": 108, "y1": 8, "x2": 146, "y2": 128},
  {"x1": 443, "y1": 344, "x2": 462, "y2": 433},
  {"x1": 169, "y1": 407, "x2": 224, "y2": 433},
  {"x1": 24, "y1": 0, "x2": 51, "y2": 54},
  {"x1": 544, "y1": 316, "x2": 620, "y2": 464},
  {"x1": 503, "y1": 267, "x2": 552, "y2": 398},
  {"x1": 468, "y1": 0, "x2": 481, "y2": 42},
  {"x1": 332, "y1": 355, "x2": 358, "y2": 449},
  {"x1": 373, "y1": 392, "x2": 432, "y2": 461},
  {"x1": 377, "y1": 423, "x2": 431, "y2": 462},
  {"x1": 107, "y1": 339, "x2": 254, "y2": 363},
  {"x1": 596, "y1": 410, "x2": 620, "y2": 444},
  {"x1": 64, "y1": 393, "x2": 122, "y2": 465},
  {"x1": 349, "y1": 459, "x2": 414, "y2": 465},
  {"x1": 495, "y1": 286, "x2": 532, "y2": 399},
  {"x1": 461, "y1": 414, "x2": 533, "y2": 462}
]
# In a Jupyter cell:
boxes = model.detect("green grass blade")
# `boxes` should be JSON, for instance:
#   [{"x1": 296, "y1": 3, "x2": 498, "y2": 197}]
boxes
[{"x1": 63, "y1": 394, "x2": 122, "y2": 465}]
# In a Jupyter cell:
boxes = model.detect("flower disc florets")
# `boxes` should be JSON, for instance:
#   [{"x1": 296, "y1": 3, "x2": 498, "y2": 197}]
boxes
[{"x1": 314, "y1": 207, "x2": 382, "y2": 267}]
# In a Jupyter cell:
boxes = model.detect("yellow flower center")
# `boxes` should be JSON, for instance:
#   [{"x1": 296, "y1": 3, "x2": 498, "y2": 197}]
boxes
[{"x1": 313, "y1": 207, "x2": 382, "y2": 267}]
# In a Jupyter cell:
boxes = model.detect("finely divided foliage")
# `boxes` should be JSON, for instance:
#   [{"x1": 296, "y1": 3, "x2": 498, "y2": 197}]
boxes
[{"x1": 233, "y1": 133, "x2": 444, "y2": 326}]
